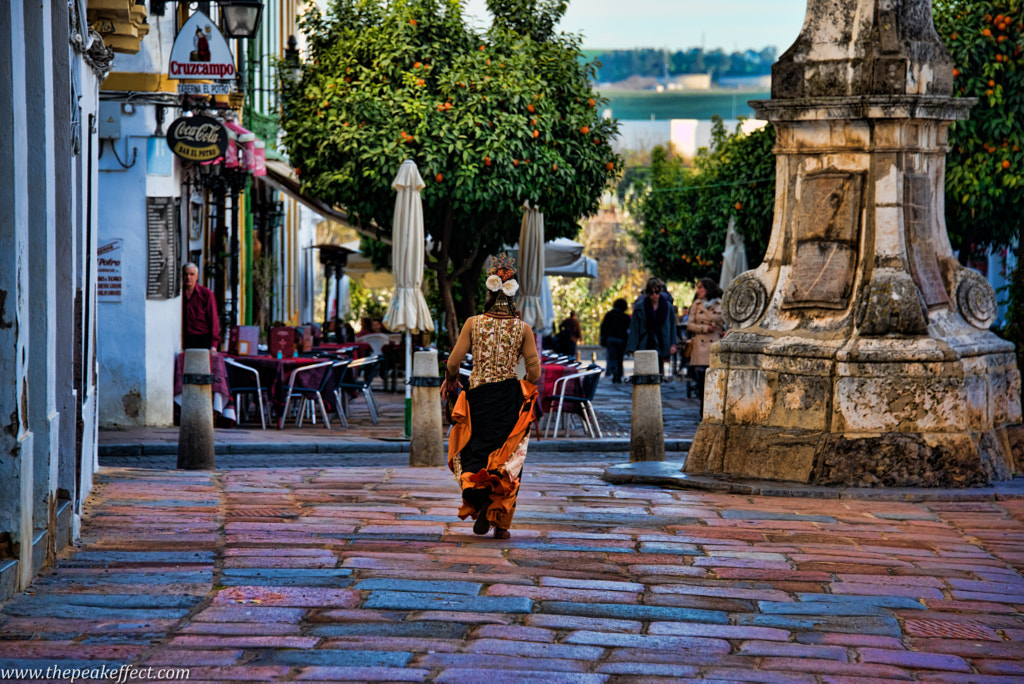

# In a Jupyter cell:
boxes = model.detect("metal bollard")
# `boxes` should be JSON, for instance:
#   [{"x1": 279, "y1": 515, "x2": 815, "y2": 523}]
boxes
[
  {"x1": 177, "y1": 349, "x2": 216, "y2": 470},
  {"x1": 409, "y1": 350, "x2": 444, "y2": 467},
  {"x1": 630, "y1": 350, "x2": 665, "y2": 462}
]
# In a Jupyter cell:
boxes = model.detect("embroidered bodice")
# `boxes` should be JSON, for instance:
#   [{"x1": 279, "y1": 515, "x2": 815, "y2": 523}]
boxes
[{"x1": 469, "y1": 315, "x2": 524, "y2": 389}]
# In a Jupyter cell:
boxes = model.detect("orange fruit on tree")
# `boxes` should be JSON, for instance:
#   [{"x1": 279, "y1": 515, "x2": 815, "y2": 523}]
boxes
[
  {"x1": 435, "y1": 172, "x2": 443, "y2": 182},
  {"x1": 414, "y1": 62, "x2": 422, "y2": 68},
  {"x1": 513, "y1": 159, "x2": 519, "y2": 166},
  {"x1": 953, "y1": 68, "x2": 960, "y2": 76},
  {"x1": 410, "y1": 18, "x2": 417, "y2": 26},
  {"x1": 532, "y1": 129, "x2": 539, "y2": 138},
  {"x1": 527, "y1": 104, "x2": 535, "y2": 113},
  {"x1": 552, "y1": 163, "x2": 558, "y2": 171},
  {"x1": 479, "y1": 45, "x2": 485, "y2": 51},
  {"x1": 484, "y1": 156, "x2": 491, "y2": 166},
  {"x1": 989, "y1": 79, "x2": 996, "y2": 86},
  {"x1": 1003, "y1": 160, "x2": 1011, "y2": 169},
  {"x1": 983, "y1": 28, "x2": 992, "y2": 36},
  {"x1": 588, "y1": 98, "x2": 595, "y2": 107},
  {"x1": 581, "y1": 125, "x2": 590, "y2": 134},
  {"x1": 735, "y1": 202, "x2": 742, "y2": 210},
  {"x1": 605, "y1": 161, "x2": 614, "y2": 170}
]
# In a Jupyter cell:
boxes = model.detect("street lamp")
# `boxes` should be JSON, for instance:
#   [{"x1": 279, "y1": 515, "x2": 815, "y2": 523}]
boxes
[
  {"x1": 282, "y1": 35, "x2": 301, "y2": 83},
  {"x1": 219, "y1": 0, "x2": 263, "y2": 39}
]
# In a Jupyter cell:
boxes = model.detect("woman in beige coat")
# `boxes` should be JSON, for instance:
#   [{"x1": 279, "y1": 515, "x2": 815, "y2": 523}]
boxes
[{"x1": 686, "y1": 277, "x2": 724, "y2": 414}]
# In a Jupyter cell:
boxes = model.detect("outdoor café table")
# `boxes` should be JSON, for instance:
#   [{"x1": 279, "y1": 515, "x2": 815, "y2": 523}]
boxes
[
  {"x1": 223, "y1": 354, "x2": 331, "y2": 426},
  {"x1": 173, "y1": 351, "x2": 236, "y2": 423},
  {"x1": 312, "y1": 342, "x2": 371, "y2": 358}
]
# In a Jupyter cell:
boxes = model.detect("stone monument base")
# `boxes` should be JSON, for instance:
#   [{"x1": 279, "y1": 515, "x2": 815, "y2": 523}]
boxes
[{"x1": 686, "y1": 333, "x2": 1021, "y2": 487}]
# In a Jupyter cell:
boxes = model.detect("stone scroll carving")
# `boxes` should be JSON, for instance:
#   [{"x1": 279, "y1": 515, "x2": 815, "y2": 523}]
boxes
[
  {"x1": 723, "y1": 273, "x2": 768, "y2": 329},
  {"x1": 956, "y1": 269, "x2": 998, "y2": 330},
  {"x1": 783, "y1": 172, "x2": 863, "y2": 309}
]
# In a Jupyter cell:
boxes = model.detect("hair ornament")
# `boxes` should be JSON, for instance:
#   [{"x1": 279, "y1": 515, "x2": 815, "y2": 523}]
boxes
[
  {"x1": 486, "y1": 274, "x2": 502, "y2": 292},
  {"x1": 488, "y1": 252, "x2": 517, "y2": 282},
  {"x1": 501, "y1": 279, "x2": 519, "y2": 297}
]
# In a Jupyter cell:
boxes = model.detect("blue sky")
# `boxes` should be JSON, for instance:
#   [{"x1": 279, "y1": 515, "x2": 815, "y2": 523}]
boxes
[{"x1": 462, "y1": 0, "x2": 808, "y2": 52}]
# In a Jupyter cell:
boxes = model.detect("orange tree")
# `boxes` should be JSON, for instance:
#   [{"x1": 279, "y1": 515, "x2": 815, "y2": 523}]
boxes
[
  {"x1": 628, "y1": 118, "x2": 775, "y2": 282},
  {"x1": 281, "y1": 0, "x2": 619, "y2": 344},
  {"x1": 935, "y1": 0, "x2": 1023, "y2": 348}
]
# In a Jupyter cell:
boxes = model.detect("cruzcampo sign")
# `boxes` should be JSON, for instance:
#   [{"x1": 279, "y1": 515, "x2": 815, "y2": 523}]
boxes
[
  {"x1": 168, "y1": 11, "x2": 235, "y2": 80},
  {"x1": 166, "y1": 115, "x2": 228, "y2": 162}
]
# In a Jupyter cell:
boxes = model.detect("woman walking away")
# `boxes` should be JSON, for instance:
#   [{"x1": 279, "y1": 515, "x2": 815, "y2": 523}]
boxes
[
  {"x1": 442, "y1": 254, "x2": 541, "y2": 540},
  {"x1": 626, "y1": 278, "x2": 677, "y2": 379},
  {"x1": 686, "y1": 277, "x2": 725, "y2": 416}
]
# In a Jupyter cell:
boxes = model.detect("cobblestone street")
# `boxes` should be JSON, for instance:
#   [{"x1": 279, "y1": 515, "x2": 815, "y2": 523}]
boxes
[{"x1": 2, "y1": 461, "x2": 1023, "y2": 682}]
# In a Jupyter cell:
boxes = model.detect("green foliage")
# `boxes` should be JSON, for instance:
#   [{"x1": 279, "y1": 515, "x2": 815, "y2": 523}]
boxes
[
  {"x1": 346, "y1": 280, "x2": 391, "y2": 324},
  {"x1": 934, "y1": 0, "x2": 1024, "y2": 257},
  {"x1": 935, "y1": 0, "x2": 1023, "y2": 354},
  {"x1": 628, "y1": 118, "x2": 776, "y2": 282},
  {"x1": 282, "y1": 0, "x2": 620, "y2": 341}
]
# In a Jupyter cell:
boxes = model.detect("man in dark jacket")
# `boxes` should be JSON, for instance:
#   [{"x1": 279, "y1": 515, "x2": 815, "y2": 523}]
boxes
[
  {"x1": 181, "y1": 262, "x2": 220, "y2": 351},
  {"x1": 600, "y1": 299, "x2": 631, "y2": 383}
]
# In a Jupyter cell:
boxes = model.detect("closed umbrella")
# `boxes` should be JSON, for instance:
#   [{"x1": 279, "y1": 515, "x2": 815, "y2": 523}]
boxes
[
  {"x1": 518, "y1": 202, "x2": 546, "y2": 333},
  {"x1": 383, "y1": 160, "x2": 434, "y2": 434},
  {"x1": 719, "y1": 217, "x2": 748, "y2": 291}
]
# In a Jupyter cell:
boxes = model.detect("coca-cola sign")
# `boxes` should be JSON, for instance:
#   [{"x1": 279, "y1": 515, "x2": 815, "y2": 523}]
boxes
[{"x1": 166, "y1": 115, "x2": 228, "y2": 162}]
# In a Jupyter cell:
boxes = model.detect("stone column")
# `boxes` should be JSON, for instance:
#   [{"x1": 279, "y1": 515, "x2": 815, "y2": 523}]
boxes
[
  {"x1": 687, "y1": 0, "x2": 1022, "y2": 487},
  {"x1": 177, "y1": 350, "x2": 215, "y2": 470},
  {"x1": 410, "y1": 350, "x2": 444, "y2": 467},
  {"x1": 630, "y1": 350, "x2": 665, "y2": 462}
]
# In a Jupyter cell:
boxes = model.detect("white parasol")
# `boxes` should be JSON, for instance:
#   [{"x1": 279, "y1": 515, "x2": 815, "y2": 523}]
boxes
[
  {"x1": 383, "y1": 160, "x2": 434, "y2": 435},
  {"x1": 719, "y1": 217, "x2": 749, "y2": 291},
  {"x1": 518, "y1": 202, "x2": 546, "y2": 332}
]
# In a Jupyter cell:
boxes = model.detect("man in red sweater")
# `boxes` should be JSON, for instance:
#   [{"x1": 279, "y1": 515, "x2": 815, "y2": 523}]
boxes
[{"x1": 181, "y1": 262, "x2": 220, "y2": 351}]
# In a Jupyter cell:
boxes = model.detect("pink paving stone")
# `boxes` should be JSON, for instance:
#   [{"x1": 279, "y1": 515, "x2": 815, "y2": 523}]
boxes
[
  {"x1": 712, "y1": 568, "x2": 832, "y2": 582},
  {"x1": 538, "y1": 577, "x2": 645, "y2": 592},
  {"x1": 737, "y1": 640, "x2": 849, "y2": 661},
  {"x1": 138, "y1": 649, "x2": 245, "y2": 667},
  {"x1": 357, "y1": 524, "x2": 448, "y2": 536},
  {"x1": 311, "y1": 610, "x2": 399, "y2": 626},
  {"x1": 168, "y1": 666, "x2": 292, "y2": 681},
  {"x1": 223, "y1": 548, "x2": 337, "y2": 557},
  {"x1": 168, "y1": 635, "x2": 320, "y2": 649},
  {"x1": 758, "y1": 658, "x2": 918, "y2": 678},
  {"x1": 178, "y1": 622, "x2": 303, "y2": 636},
  {"x1": 692, "y1": 557, "x2": 792, "y2": 569},
  {"x1": 906, "y1": 638, "x2": 1024, "y2": 659},
  {"x1": 921, "y1": 599, "x2": 1018, "y2": 613},
  {"x1": 901, "y1": 618, "x2": 1002, "y2": 641},
  {"x1": 647, "y1": 623, "x2": 790, "y2": 641},
  {"x1": 699, "y1": 668, "x2": 820, "y2": 683},
  {"x1": 949, "y1": 590, "x2": 1024, "y2": 603},
  {"x1": 835, "y1": 574, "x2": 945, "y2": 587},
  {"x1": 294, "y1": 667, "x2": 430, "y2": 681},
  {"x1": 212, "y1": 586, "x2": 359, "y2": 608},
  {"x1": 484, "y1": 584, "x2": 641, "y2": 604},
  {"x1": 524, "y1": 614, "x2": 643, "y2": 634},
  {"x1": 221, "y1": 557, "x2": 338, "y2": 569},
  {"x1": 857, "y1": 648, "x2": 971, "y2": 672},
  {"x1": 594, "y1": 662, "x2": 702, "y2": 677},
  {"x1": 0, "y1": 642, "x2": 143, "y2": 660},
  {"x1": 627, "y1": 565, "x2": 708, "y2": 577},
  {"x1": 795, "y1": 633, "x2": 905, "y2": 649},
  {"x1": 545, "y1": 531, "x2": 635, "y2": 541},
  {"x1": 472, "y1": 625, "x2": 557, "y2": 642},
  {"x1": 0, "y1": 617, "x2": 180, "y2": 634},
  {"x1": 647, "y1": 584, "x2": 792, "y2": 602},
  {"x1": 412, "y1": 652, "x2": 591, "y2": 673},
  {"x1": 975, "y1": 659, "x2": 1024, "y2": 675},
  {"x1": 321, "y1": 637, "x2": 460, "y2": 653}
]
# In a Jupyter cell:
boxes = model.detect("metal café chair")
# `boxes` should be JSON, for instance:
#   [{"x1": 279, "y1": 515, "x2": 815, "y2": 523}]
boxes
[
  {"x1": 224, "y1": 357, "x2": 269, "y2": 430},
  {"x1": 335, "y1": 355, "x2": 382, "y2": 424},
  {"x1": 328, "y1": 359, "x2": 353, "y2": 428},
  {"x1": 278, "y1": 360, "x2": 335, "y2": 430},
  {"x1": 544, "y1": 366, "x2": 604, "y2": 439}
]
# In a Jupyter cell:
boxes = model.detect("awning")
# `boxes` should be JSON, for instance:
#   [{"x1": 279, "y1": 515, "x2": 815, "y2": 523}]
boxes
[
  {"x1": 547, "y1": 254, "x2": 598, "y2": 278},
  {"x1": 261, "y1": 160, "x2": 383, "y2": 241}
]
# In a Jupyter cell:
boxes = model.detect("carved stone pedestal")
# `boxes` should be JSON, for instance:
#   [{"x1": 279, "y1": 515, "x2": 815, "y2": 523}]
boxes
[{"x1": 686, "y1": 0, "x2": 1022, "y2": 486}]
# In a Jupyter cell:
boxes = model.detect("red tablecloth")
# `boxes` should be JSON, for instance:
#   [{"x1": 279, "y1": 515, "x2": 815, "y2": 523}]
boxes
[{"x1": 313, "y1": 342, "x2": 371, "y2": 358}]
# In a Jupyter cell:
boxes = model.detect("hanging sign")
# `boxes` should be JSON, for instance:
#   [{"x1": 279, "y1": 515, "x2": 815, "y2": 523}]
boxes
[
  {"x1": 168, "y1": 11, "x2": 235, "y2": 80},
  {"x1": 166, "y1": 115, "x2": 228, "y2": 162},
  {"x1": 97, "y1": 239, "x2": 123, "y2": 303}
]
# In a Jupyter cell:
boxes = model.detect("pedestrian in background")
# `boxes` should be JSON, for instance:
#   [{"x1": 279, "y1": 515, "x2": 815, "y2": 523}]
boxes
[
  {"x1": 687, "y1": 277, "x2": 724, "y2": 414},
  {"x1": 557, "y1": 310, "x2": 582, "y2": 358},
  {"x1": 599, "y1": 298, "x2": 631, "y2": 383},
  {"x1": 627, "y1": 278, "x2": 677, "y2": 379},
  {"x1": 181, "y1": 262, "x2": 220, "y2": 351},
  {"x1": 443, "y1": 254, "x2": 540, "y2": 541}
]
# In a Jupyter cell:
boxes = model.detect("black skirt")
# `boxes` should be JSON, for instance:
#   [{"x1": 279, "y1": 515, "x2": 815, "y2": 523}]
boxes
[{"x1": 460, "y1": 378, "x2": 524, "y2": 477}]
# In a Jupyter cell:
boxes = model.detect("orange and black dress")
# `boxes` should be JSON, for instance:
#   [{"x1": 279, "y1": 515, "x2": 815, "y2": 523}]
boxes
[{"x1": 447, "y1": 314, "x2": 538, "y2": 533}]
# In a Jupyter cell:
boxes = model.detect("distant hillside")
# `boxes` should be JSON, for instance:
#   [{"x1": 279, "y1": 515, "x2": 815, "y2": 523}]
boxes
[
  {"x1": 581, "y1": 47, "x2": 776, "y2": 83},
  {"x1": 597, "y1": 89, "x2": 770, "y2": 121}
]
